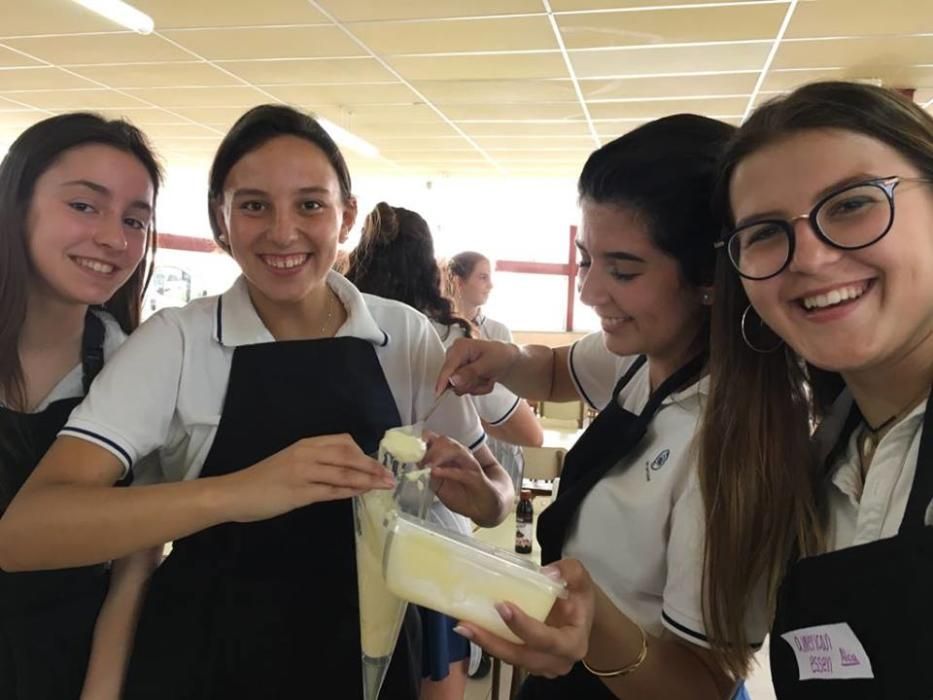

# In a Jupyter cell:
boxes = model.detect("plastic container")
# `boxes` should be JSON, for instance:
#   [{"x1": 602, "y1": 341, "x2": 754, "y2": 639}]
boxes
[{"x1": 383, "y1": 512, "x2": 566, "y2": 644}]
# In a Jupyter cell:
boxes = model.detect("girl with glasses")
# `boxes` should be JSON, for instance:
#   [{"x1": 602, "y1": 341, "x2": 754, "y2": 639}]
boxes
[{"x1": 700, "y1": 81, "x2": 933, "y2": 698}]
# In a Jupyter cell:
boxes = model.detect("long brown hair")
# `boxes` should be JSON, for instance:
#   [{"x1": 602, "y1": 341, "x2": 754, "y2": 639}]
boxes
[
  {"x1": 699, "y1": 81, "x2": 933, "y2": 677},
  {"x1": 0, "y1": 112, "x2": 162, "y2": 411},
  {"x1": 345, "y1": 202, "x2": 473, "y2": 338}
]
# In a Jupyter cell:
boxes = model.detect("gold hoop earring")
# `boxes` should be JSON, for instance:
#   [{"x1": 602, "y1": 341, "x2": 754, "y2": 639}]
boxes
[{"x1": 740, "y1": 304, "x2": 784, "y2": 354}]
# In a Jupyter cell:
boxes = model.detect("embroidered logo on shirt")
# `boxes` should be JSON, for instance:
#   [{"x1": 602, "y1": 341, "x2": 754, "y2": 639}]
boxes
[
  {"x1": 645, "y1": 448, "x2": 671, "y2": 481},
  {"x1": 780, "y1": 622, "x2": 874, "y2": 681}
]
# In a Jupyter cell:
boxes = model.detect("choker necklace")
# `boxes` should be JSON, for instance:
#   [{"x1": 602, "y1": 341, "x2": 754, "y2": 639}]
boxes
[{"x1": 857, "y1": 391, "x2": 929, "y2": 475}]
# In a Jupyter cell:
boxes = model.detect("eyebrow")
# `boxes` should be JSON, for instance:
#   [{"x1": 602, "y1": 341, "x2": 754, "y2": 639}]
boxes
[
  {"x1": 60, "y1": 179, "x2": 152, "y2": 213},
  {"x1": 231, "y1": 186, "x2": 332, "y2": 198},
  {"x1": 575, "y1": 240, "x2": 645, "y2": 263},
  {"x1": 735, "y1": 171, "x2": 883, "y2": 227}
]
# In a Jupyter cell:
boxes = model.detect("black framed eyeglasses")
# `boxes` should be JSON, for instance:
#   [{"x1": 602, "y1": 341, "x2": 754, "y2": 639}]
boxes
[{"x1": 715, "y1": 176, "x2": 932, "y2": 280}]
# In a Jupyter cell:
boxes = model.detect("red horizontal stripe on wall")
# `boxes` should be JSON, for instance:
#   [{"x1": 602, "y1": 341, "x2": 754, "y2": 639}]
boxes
[{"x1": 157, "y1": 233, "x2": 218, "y2": 253}]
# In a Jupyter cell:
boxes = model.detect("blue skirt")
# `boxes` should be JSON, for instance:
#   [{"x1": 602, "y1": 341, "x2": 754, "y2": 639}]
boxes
[{"x1": 418, "y1": 606, "x2": 470, "y2": 681}]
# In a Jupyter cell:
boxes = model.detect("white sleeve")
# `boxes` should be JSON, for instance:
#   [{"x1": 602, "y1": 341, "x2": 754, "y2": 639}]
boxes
[
  {"x1": 472, "y1": 384, "x2": 521, "y2": 427},
  {"x1": 411, "y1": 319, "x2": 486, "y2": 451},
  {"x1": 566, "y1": 332, "x2": 636, "y2": 411},
  {"x1": 61, "y1": 311, "x2": 184, "y2": 477},
  {"x1": 661, "y1": 473, "x2": 768, "y2": 651}
]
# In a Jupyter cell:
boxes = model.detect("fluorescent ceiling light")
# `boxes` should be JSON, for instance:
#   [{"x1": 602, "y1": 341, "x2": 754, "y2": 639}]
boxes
[
  {"x1": 317, "y1": 117, "x2": 380, "y2": 159},
  {"x1": 71, "y1": 0, "x2": 154, "y2": 34}
]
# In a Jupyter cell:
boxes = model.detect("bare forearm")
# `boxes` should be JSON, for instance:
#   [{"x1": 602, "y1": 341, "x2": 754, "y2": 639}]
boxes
[
  {"x1": 484, "y1": 402, "x2": 544, "y2": 447},
  {"x1": 0, "y1": 479, "x2": 228, "y2": 570},
  {"x1": 587, "y1": 590, "x2": 733, "y2": 700},
  {"x1": 501, "y1": 345, "x2": 577, "y2": 402},
  {"x1": 80, "y1": 548, "x2": 162, "y2": 699}
]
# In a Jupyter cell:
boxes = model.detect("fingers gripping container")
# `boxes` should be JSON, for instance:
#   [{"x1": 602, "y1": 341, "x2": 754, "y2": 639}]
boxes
[
  {"x1": 383, "y1": 512, "x2": 567, "y2": 644},
  {"x1": 354, "y1": 426, "x2": 432, "y2": 700}
]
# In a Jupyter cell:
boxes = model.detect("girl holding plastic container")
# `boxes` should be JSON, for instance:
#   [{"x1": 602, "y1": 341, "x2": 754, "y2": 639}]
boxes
[
  {"x1": 346, "y1": 202, "x2": 542, "y2": 699},
  {"x1": 697, "y1": 81, "x2": 933, "y2": 698},
  {"x1": 437, "y1": 115, "x2": 767, "y2": 699},
  {"x1": 0, "y1": 104, "x2": 513, "y2": 699},
  {"x1": 0, "y1": 112, "x2": 162, "y2": 699}
]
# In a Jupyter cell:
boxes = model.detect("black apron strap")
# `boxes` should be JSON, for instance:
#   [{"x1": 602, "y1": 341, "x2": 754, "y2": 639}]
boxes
[
  {"x1": 81, "y1": 311, "x2": 106, "y2": 395},
  {"x1": 539, "y1": 352, "x2": 706, "y2": 564}
]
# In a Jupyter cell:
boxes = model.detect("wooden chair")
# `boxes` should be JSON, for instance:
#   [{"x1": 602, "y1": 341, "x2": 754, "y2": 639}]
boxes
[
  {"x1": 538, "y1": 400, "x2": 584, "y2": 430},
  {"x1": 521, "y1": 446, "x2": 565, "y2": 482}
]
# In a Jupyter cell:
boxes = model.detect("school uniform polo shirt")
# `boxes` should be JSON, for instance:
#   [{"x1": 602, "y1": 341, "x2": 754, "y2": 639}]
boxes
[
  {"x1": 562, "y1": 332, "x2": 768, "y2": 649},
  {"x1": 821, "y1": 394, "x2": 931, "y2": 550},
  {"x1": 62, "y1": 271, "x2": 485, "y2": 484},
  {"x1": 474, "y1": 313, "x2": 512, "y2": 345},
  {"x1": 432, "y1": 321, "x2": 521, "y2": 428}
]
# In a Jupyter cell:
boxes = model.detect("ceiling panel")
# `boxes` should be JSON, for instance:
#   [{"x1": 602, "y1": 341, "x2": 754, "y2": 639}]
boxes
[
  {"x1": 443, "y1": 103, "x2": 583, "y2": 120},
  {"x1": 217, "y1": 58, "x2": 397, "y2": 85},
  {"x1": 580, "y1": 72, "x2": 759, "y2": 99},
  {"x1": 122, "y1": 86, "x2": 274, "y2": 108},
  {"x1": 73, "y1": 107, "x2": 198, "y2": 127},
  {"x1": 550, "y1": 0, "x2": 778, "y2": 9},
  {"x1": 161, "y1": 27, "x2": 365, "y2": 61},
  {"x1": 5, "y1": 34, "x2": 191, "y2": 65},
  {"x1": 3, "y1": 89, "x2": 151, "y2": 110},
  {"x1": 137, "y1": 123, "x2": 221, "y2": 139},
  {"x1": 69, "y1": 62, "x2": 241, "y2": 89},
  {"x1": 459, "y1": 122, "x2": 591, "y2": 136},
  {"x1": 588, "y1": 96, "x2": 748, "y2": 119},
  {"x1": 132, "y1": 0, "x2": 328, "y2": 28},
  {"x1": 351, "y1": 16, "x2": 557, "y2": 54},
  {"x1": 0, "y1": 46, "x2": 43, "y2": 68},
  {"x1": 595, "y1": 115, "x2": 742, "y2": 136},
  {"x1": 773, "y1": 36, "x2": 933, "y2": 70},
  {"x1": 414, "y1": 79, "x2": 577, "y2": 103},
  {"x1": 388, "y1": 53, "x2": 568, "y2": 80},
  {"x1": 353, "y1": 120, "x2": 462, "y2": 137},
  {"x1": 570, "y1": 43, "x2": 771, "y2": 77},
  {"x1": 0, "y1": 66, "x2": 99, "y2": 91},
  {"x1": 318, "y1": 0, "x2": 542, "y2": 22},
  {"x1": 557, "y1": 4, "x2": 787, "y2": 49},
  {"x1": 261, "y1": 84, "x2": 413, "y2": 105},
  {"x1": 787, "y1": 0, "x2": 933, "y2": 37},
  {"x1": 473, "y1": 135, "x2": 596, "y2": 149},
  {"x1": 763, "y1": 66, "x2": 933, "y2": 92},
  {"x1": 170, "y1": 106, "x2": 259, "y2": 128}
]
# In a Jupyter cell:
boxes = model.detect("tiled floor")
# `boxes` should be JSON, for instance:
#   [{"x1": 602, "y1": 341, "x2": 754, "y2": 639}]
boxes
[{"x1": 463, "y1": 641, "x2": 777, "y2": 700}]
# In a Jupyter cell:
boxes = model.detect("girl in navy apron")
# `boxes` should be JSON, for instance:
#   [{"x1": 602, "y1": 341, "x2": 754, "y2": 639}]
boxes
[
  {"x1": 436, "y1": 115, "x2": 767, "y2": 698},
  {"x1": 346, "y1": 202, "x2": 543, "y2": 699},
  {"x1": 699, "y1": 80, "x2": 933, "y2": 698},
  {"x1": 1, "y1": 104, "x2": 514, "y2": 700},
  {"x1": 0, "y1": 113, "x2": 162, "y2": 699}
]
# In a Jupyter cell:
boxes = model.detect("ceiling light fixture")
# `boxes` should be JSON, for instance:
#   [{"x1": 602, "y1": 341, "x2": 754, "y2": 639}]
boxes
[
  {"x1": 71, "y1": 0, "x2": 154, "y2": 35},
  {"x1": 316, "y1": 117, "x2": 380, "y2": 159}
]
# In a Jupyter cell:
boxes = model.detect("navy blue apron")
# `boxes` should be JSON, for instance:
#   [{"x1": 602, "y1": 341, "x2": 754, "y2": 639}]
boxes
[
  {"x1": 0, "y1": 312, "x2": 110, "y2": 700},
  {"x1": 519, "y1": 354, "x2": 706, "y2": 699},
  {"x1": 123, "y1": 335, "x2": 420, "y2": 699},
  {"x1": 770, "y1": 390, "x2": 933, "y2": 698}
]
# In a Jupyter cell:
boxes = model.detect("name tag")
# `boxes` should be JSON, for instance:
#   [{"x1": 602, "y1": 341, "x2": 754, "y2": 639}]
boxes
[{"x1": 780, "y1": 622, "x2": 874, "y2": 681}]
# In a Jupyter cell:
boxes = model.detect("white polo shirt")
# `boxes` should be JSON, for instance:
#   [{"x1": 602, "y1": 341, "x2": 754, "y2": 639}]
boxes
[
  {"x1": 562, "y1": 332, "x2": 768, "y2": 649},
  {"x1": 432, "y1": 321, "x2": 520, "y2": 428},
  {"x1": 0, "y1": 310, "x2": 125, "y2": 413},
  {"x1": 474, "y1": 313, "x2": 512, "y2": 345},
  {"x1": 62, "y1": 271, "x2": 485, "y2": 485},
  {"x1": 819, "y1": 392, "x2": 931, "y2": 550}
]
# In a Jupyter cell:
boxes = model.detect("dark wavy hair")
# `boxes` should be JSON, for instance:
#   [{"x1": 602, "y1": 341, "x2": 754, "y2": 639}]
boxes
[
  {"x1": 345, "y1": 202, "x2": 472, "y2": 338},
  {"x1": 0, "y1": 112, "x2": 162, "y2": 412}
]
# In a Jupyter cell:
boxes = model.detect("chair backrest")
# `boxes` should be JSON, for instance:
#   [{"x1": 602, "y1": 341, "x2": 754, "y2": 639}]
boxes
[
  {"x1": 521, "y1": 446, "x2": 565, "y2": 481},
  {"x1": 539, "y1": 400, "x2": 583, "y2": 429}
]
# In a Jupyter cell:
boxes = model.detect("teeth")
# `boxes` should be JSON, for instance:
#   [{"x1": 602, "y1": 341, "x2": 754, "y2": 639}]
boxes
[
  {"x1": 802, "y1": 283, "x2": 867, "y2": 310},
  {"x1": 74, "y1": 257, "x2": 115, "y2": 274},
  {"x1": 263, "y1": 254, "x2": 308, "y2": 270}
]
